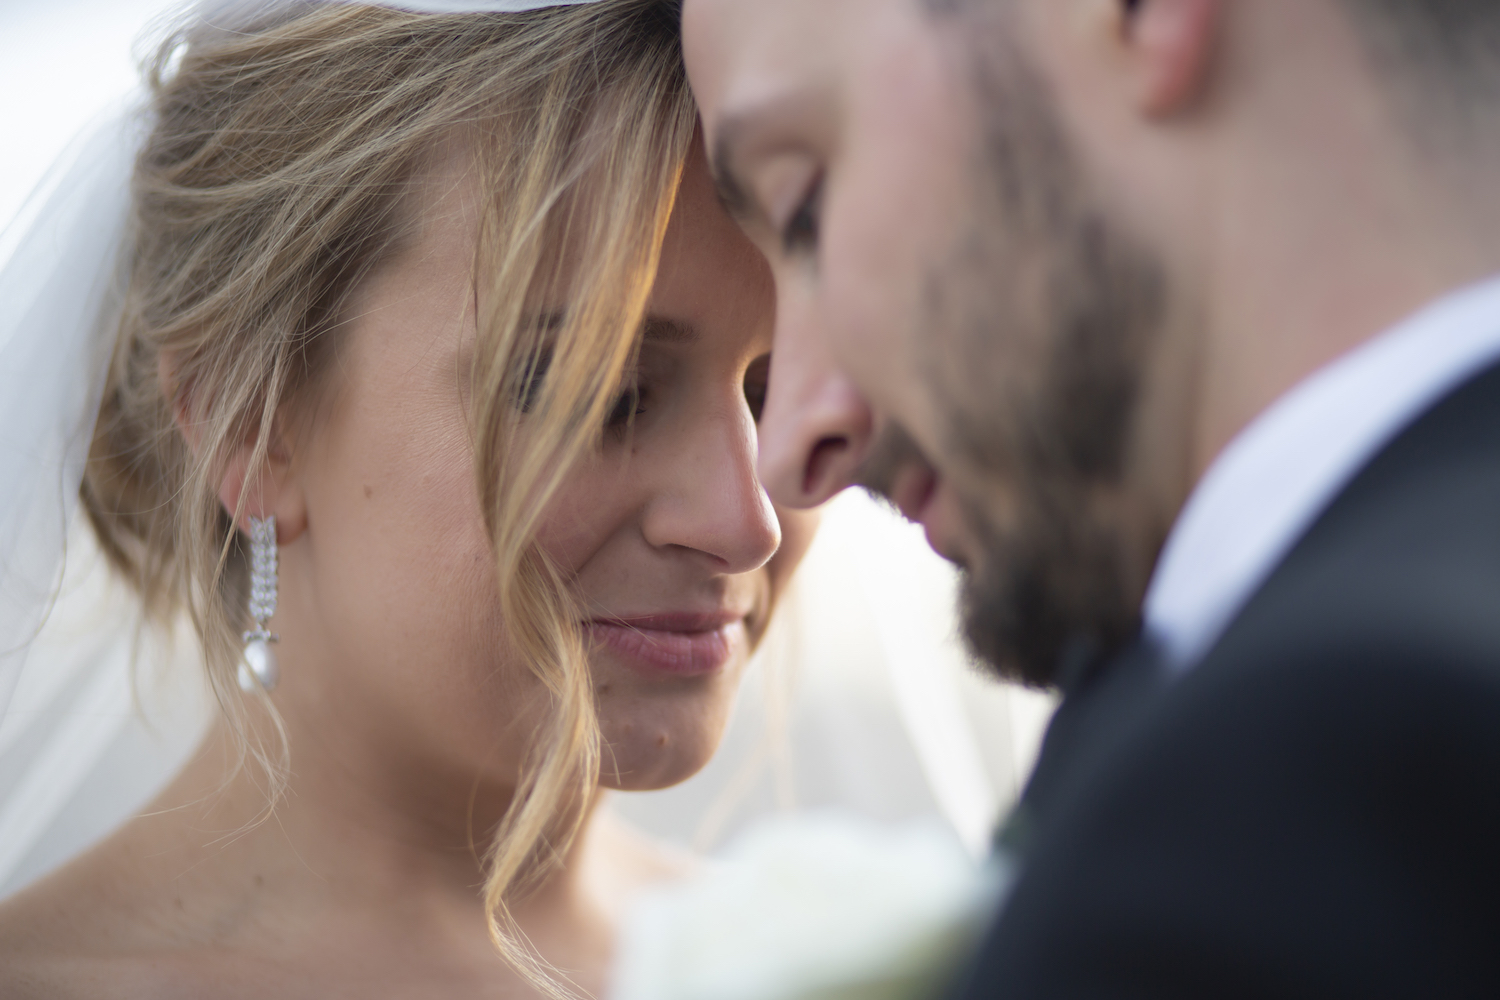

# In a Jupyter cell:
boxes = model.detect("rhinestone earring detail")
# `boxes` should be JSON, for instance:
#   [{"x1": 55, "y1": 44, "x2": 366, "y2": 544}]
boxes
[{"x1": 238, "y1": 515, "x2": 280, "y2": 692}]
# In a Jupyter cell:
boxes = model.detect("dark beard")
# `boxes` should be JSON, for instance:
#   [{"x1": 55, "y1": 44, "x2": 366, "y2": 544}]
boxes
[
  {"x1": 957, "y1": 483, "x2": 1145, "y2": 689},
  {"x1": 928, "y1": 25, "x2": 1171, "y2": 688}
]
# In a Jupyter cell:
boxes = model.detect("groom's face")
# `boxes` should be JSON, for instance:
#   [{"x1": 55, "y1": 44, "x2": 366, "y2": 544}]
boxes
[{"x1": 686, "y1": 0, "x2": 1177, "y2": 686}]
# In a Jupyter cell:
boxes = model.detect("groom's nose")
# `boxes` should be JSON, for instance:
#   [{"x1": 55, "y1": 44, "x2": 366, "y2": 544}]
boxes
[{"x1": 757, "y1": 321, "x2": 875, "y2": 509}]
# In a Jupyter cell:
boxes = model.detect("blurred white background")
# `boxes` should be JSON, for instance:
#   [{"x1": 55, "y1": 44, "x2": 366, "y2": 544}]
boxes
[
  {"x1": 0, "y1": 0, "x2": 1056, "y2": 899},
  {"x1": 0, "y1": 0, "x2": 187, "y2": 229}
]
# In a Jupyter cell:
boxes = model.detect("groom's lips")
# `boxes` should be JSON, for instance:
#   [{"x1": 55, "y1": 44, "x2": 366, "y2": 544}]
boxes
[
  {"x1": 887, "y1": 457, "x2": 937, "y2": 525},
  {"x1": 889, "y1": 463, "x2": 966, "y2": 565},
  {"x1": 586, "y1": 612, "x2": 747, "y2": 676}
]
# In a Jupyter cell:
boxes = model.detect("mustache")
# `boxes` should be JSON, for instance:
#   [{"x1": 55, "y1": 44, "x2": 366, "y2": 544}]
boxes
[{"x1": 854, "y1": 420, "x2": 933, "y2": 503}]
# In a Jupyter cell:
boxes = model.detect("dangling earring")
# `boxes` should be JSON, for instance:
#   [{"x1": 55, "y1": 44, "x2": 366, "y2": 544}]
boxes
[{"x1": 238, "y1": 515, "x2": 280, "y2": 693}]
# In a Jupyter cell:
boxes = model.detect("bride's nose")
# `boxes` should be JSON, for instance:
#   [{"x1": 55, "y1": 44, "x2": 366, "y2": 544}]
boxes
[{"x1": 640, "y1": 395, "x2": 780, "y2": 574}]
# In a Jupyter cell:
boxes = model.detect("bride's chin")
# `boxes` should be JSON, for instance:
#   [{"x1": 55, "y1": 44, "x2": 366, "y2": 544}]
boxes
[
  {"x1": 598, "y1": 752, "x2": 716, "y2": 793},
  {"x1": 594, "y1": 692, "x2": 737, "y2": 792}
]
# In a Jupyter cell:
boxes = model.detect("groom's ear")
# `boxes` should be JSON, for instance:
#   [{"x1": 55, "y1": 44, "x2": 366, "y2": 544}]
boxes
[
  {"x1": 159, "y1": 350, "x2": 309, "y2": 543},
  {"x1": 1111, "y1": 0, "x2": 1221, "y2": 117}
]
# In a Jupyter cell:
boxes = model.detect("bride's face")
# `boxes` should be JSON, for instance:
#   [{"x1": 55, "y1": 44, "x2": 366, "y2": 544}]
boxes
[{"x1": 267, "y1": 148, "x2": 814, "y2": 803}]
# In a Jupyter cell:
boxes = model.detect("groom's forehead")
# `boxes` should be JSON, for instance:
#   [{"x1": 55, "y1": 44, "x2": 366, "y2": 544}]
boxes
[
  {"x1": 683, "y1": 0, "x2": 940, "y2": 154},
  {"x1": 682, "y1": 0, "x2": 857, "y2": 107}
]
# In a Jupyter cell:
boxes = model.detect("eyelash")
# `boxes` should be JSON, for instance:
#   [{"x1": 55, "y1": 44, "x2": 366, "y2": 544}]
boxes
[
  {"x1": 780, "y1": 173, "x2": 824, "y2": 255},
  {"x1": 605, "y1": 383, "x2": 648, "y2": 432},
  {"x1": 517, "y1": 365, "x2": 648, "y2": 437}
]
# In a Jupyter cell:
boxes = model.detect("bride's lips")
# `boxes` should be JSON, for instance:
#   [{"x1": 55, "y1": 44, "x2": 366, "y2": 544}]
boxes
[{"x1": 586, "y1": 612, "x2": 747, "y2": 676}]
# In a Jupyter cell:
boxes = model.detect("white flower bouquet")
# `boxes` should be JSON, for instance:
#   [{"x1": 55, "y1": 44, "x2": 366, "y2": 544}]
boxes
[{"x1": 613, "y1": 813, "x2": 1008, "y2": 1000}]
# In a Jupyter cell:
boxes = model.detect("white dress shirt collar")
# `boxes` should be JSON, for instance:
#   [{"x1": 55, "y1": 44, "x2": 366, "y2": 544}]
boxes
[{"x1": 1144, "y1": 274, "x2": 1500, "y2": 673}]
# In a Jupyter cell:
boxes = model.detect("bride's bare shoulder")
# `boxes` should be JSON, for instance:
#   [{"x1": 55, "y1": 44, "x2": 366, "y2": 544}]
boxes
[
  {"x1": 0, "y1": 840, "x2": 200, "y2": 999},
  {"x1": 0, "y1": 880, "x2": 78, "y2": 998},
  {"x1": 0, "y1": 878, "x2": 109, "y2": 997}
]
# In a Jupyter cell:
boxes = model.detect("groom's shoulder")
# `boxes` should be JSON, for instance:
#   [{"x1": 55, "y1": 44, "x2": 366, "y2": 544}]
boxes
[
  {"x1": 1079, "y1": 349, "x2": 1500, "y2": 841},
  {"x1": 1207, "y1": 349, "x2": 1500, "y2": 709},
  {"x1": 960, "y1": 594, "x2": 1500, "y2": 998},
  {"x1": 1140, "y1": 355, "x2": 1500, "y2": 843},
  {"x1": 1082, "y1": 353, "x2": 1500, "y2": 830},
  {"x1": 961, "y1": 626, "x2": 1500, "y2": 997},
  {"x1": 958, "y1": 371, "x2": 1500, "y2": 997}
]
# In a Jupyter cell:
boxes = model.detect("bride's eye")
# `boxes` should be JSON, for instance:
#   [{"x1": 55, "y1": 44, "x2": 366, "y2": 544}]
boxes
[
  {"x1": 513, "y1": 344, "x2": 553, "y2": 414},
  {"x1": 743, "y1": 354, "x2": 770, "y2": 423},
  {"x1": 606, "y1": 383, "x2": 647, "y2": 431}
]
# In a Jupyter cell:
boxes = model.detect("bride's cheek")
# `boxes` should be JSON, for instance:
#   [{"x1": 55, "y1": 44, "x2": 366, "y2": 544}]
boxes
[{"x1": 529, "y1": 464, "x2": 628, "y2": 579}]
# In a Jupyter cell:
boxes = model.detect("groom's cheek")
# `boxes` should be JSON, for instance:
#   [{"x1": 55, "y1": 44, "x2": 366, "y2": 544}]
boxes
[{"x1": 817, "y1": 42, "x2": 984, "y2": 440}]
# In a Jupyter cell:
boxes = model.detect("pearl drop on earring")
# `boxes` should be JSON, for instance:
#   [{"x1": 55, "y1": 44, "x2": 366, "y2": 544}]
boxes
[
  {"x1": 239, "y1": 635, "x2": 279, "y2": 692},
  {"x1": 239, "y1": 515, "x2": 280, "y2": 693}
]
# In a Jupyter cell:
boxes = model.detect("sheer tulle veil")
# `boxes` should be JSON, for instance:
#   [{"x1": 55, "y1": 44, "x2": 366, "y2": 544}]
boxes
[{"x1": 0, "y1": 0, "x2": 1048, "y2": 898}]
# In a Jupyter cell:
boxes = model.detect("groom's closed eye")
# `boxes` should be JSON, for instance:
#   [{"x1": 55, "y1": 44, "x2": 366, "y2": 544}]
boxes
[{"x1": 780, "y1": 173, "x2": 823, "y2": 256}]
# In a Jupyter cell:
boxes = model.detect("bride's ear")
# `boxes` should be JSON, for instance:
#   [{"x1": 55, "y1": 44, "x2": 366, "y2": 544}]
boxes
[{"x1": 158, "y1": 349, "x2": 308, "y2": 544}]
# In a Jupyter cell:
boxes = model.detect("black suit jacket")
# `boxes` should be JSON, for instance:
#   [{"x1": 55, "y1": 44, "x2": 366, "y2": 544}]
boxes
[{"x1": 954, "y1": 360, "x2": 1500, "y2": 997}]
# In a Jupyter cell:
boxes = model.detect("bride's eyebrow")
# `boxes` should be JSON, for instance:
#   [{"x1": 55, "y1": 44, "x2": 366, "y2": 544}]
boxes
[
  {"x1": 642, "y1": 317, "x2": 697, "y2": 344},
  {"x1": 523, "y1": 313, "x2": 693, "y2": 345}
]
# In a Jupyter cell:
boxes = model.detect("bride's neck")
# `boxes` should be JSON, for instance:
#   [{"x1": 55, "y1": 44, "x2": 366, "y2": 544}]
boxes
[{"x1": 134, "y1": 714, "x2": 615, "y2": 952}]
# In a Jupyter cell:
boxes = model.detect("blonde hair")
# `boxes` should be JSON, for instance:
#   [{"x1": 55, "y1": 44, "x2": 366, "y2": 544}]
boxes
[{"x1": 82, "y1": 0, "x2": 695, "y2": 990}]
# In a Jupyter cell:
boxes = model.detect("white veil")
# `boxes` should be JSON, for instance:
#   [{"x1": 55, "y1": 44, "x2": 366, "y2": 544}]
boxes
[
  {"x1": 0, "y1": 100, "x2": 140, "y2": 742},
  {"x1": 0, "y1": 0, "x2": 1055, "y2": 899}
]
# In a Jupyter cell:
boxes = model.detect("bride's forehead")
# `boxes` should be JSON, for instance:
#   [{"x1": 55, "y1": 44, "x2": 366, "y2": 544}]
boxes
[
  {"x1": 393, "y1": 143, "x2": 488, "y2": 254},
  {"x1": 344, "y1": 143, "x2": 495, "y2": 314}
]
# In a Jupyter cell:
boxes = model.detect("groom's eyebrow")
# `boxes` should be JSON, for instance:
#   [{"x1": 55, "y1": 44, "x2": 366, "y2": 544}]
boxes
[
  {"x1": 711, "y1": 92, "x2": 831, "y2": 229},
  {"x1": 711, "y1": 121, "x2": 756, "y2": 223}
]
